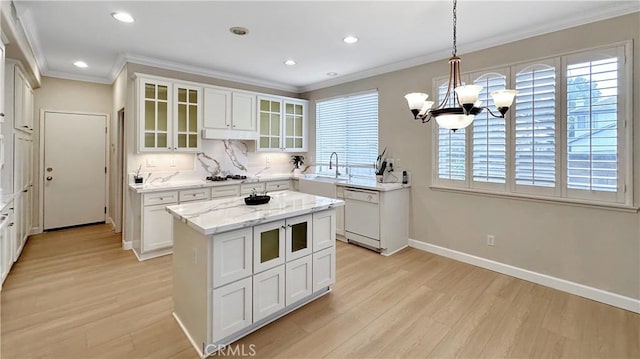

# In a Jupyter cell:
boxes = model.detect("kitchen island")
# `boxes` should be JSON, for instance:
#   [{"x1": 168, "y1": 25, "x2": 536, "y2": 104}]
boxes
[{"x1": 166, "y1": 191, "x2": 344, "y2": 358}]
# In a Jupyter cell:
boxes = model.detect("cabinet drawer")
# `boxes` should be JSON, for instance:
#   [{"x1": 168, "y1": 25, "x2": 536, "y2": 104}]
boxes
[
  {"x1": 266, "y1": 180, "x2": 290, "y2": 192},
  {"x1": 241, "y1": 182, "x2": 266, "y2": 195},
  {"x1": 143, "y1": 191, "x2": 178, "y2": 206},
  {"x1": 211, "y1": 185, "x2": 240, "y2": 198},
  {"x1": 179, "y1": 188, "x2": 210, "y2": 202}
]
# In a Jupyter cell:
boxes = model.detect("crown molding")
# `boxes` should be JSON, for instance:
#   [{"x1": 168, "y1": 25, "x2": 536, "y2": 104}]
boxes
[
  {"x1": 40, "y1": 69, "x2": 113, "y2": 85},
  {"x1": 300, "y1": 5, "x2": 640, "y2": 92},
  {"x1": 14, "y1": 6, "x2": 47, "y2": 77}
]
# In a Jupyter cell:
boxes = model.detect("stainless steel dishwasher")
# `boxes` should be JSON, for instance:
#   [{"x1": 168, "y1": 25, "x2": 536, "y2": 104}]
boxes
[{"x1": 344, "y1": 187, "x2": 381, "y2": 251}]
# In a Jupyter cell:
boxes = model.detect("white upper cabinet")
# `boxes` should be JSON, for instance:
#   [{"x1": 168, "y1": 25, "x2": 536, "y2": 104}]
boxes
[
  {"x1": 257, "y1": 97, "x2": 307, "y2": 152},
  {"x1": 137, "y1": 75, "x2": 201, "y2": 152},
  {"x1": 5, "y1": 62, "x2": 34, "y2": 133},
  {"x1": 202, "y1": 88, "x2": 256, "y2": 139}
]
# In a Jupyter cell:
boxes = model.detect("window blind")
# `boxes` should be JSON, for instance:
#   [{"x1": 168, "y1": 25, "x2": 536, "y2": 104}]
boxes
[
  {"x1": 437, "y1": 82, "x2": 465, "y2": 181},
  {"x1": 514, "y1": 64, "x2": 556, "y2": 187},
  {"x1": 315, "y1": 91, "x2": 378, "y2": 176},
  {"x1": 472, "y1": 73, "x2": 506, "y2": 183},
  {"x1": 566, "y1": 57, "x2": 618, "y2": 192}
]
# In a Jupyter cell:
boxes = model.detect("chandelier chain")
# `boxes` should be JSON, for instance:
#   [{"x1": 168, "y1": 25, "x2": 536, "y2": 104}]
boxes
[{"x1": 452, "y1": 0, "x2": 457, "y2": 56}]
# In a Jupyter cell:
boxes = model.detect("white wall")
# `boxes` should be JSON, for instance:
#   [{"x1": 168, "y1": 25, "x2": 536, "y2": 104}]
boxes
[{"x1": 303, "y1": 13, "x2": 640, "y2": 300}]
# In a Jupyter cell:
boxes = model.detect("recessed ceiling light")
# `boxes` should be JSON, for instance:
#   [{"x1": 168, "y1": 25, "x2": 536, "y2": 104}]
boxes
[
  {"x1": 73, "y1": 61, "x2": 88, "y2": 68},
  {"x1": 284, "y1": 59, "x2": 297, "y2": 66},
  {"x1": 230, "y1": 26, "x2": 249, "y2": 36},
  {"x1": 111, "y1": 12, "x2": 135, "y2": 23},
  {"x1": 343, "y1": 36, "x2": 359, "y2": 44},
  {"x1": 327, "y1": 72, "x2": 338, "y2": 76}
]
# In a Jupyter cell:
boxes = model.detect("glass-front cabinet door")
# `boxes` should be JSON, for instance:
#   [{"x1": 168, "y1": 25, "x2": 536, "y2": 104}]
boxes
[
  {"x1": 253, "y1": 220, "x2": 285, "y2": 273},
  {"x1": 139, "y1": 78, "x2": 172, "y2": 151},
  {"x1": 257, "y1": 97, "x2": 282, "y2": 151},
  {"x1": 174, "y1": 84, "x2": 201, "y2": 151},
  {"x1": 283, "y1": 100, "x2": 307, "y2": 152},
  {"x1": 285, "y1": 214, "x2": 312, "y2": 261}
]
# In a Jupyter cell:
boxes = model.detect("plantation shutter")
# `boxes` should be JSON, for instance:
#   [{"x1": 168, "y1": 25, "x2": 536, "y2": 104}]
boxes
[
  {"x1": 565, "y1": 47, "x2": 623, "y2": 203},
  {"x1": 472, "y1": 72, "x2": 507, "y2": 186},
  {"x1": 436, "y1": 80, "x2": 466, "y2": 182},
  {"x1": 514, "y1": 63, "x2": 557, "y2": 193},
  {"x1": 316, "y1": 91, "x2": 378, "y2": 176}
]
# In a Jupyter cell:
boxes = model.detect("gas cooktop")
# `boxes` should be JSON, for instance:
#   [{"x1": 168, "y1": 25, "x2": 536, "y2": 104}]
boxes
[{"x1": 206, "y1": 174, "x2": 248, "y2": 182}]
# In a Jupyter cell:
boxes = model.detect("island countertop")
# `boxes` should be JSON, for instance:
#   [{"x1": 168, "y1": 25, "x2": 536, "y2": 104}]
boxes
[{"x1": 166, "y1": 190, "x2": 345, "y2": 236}]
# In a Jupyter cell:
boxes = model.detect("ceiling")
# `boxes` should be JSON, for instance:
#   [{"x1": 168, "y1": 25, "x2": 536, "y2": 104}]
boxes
[{"x1": 10, "y1": 0, "x2": 640, "y2": 92}]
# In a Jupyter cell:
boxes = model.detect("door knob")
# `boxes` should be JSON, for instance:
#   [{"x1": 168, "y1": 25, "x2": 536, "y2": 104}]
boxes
[
  {"x1": 47, "y1": 167, "x2": 53, "y2": 172},
  {"x1": 46, "y1": 176, "x2": 53, "y2": 181}
]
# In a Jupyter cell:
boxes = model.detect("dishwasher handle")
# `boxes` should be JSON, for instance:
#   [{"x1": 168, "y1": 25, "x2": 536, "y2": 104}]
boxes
[{"x1": 344, "y1": 188, "x2": 379, "y2": 203}]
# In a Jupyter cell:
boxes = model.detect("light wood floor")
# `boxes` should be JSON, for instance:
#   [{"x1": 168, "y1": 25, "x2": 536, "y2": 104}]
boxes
[{"x1": 1, "y1": 224, "x2": 638, "y2": 358}]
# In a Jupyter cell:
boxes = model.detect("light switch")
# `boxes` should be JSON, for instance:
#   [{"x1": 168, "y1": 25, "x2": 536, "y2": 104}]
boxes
[{"x1": 146, "y1": 158, "x2": 157, "y2": 167}]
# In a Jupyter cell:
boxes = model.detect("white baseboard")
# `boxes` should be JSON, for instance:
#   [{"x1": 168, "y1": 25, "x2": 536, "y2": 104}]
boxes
[
  {"x1": 408, "y1": 239, "x2": 640, "y2": 314},
  {"x1": 382, "y1": 244, "x2": 408, "y2": 257},
  {"x1": 122, "y1": 240, "x2": 132, "y2": 250},
  {"x1": 29, "y1": 227, "x2": 43, "y2": 235}
]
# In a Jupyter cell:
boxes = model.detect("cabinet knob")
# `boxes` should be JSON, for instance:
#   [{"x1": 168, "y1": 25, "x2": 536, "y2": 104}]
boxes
[
  {"x1": 46, "y1": 176, "x2": 53, "y2": 181},
  {"x1": 168, "y1": 147, "x2": 171, "y2": 150},
  {"x1": 159, "y1": 197, "x2": 163, "y2": 200},
  {"x1": 22, "y1": 125, "x2": 28, "y2": 128},
  {"x1": 174, "y1": 147, "x2": 177, "y2": 150},
  {"x1": 232, "y1": 125, "x2": 236, "y2": 128},
  {"x1": 22, "y1": 189, "x2": 27, "y2": 193},
  {"x1": 9, "y1": 223, "x2": 14, "y2": 227},
  {"x1": 0, "y1": 113, "x2": 4, "y2": 117}
]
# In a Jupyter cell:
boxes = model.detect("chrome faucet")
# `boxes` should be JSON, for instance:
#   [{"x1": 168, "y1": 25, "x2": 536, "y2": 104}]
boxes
[{"x1": 329, "y1": 152, "x2": 340, "y2": 178}]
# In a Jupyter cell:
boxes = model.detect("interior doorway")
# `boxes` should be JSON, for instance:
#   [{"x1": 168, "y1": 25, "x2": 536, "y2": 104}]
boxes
[
  {"x1": 114, "y1": 108, "x2": 124, "y2": 233},
  {"x1": 42, "y1": 111, "x2": 107, "y2": 230}
]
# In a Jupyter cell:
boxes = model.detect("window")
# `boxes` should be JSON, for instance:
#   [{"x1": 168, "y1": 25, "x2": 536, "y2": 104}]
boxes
[
  {"x1": 316, "y1": 91, "x2": 378, "y2": 177},
  {"x1": 433, "y1": 43, "x2": 631, "y2": 207}
]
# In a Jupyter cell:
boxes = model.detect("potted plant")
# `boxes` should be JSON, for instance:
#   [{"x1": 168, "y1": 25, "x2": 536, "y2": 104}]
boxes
[
  {"x1": 133, "y1": 164, "x2": 144, "y2": 184},
  {"x1": 375, "y1": 147, "x2": 387, "y2": 182},
  {"x1": 290, "y1": 155, "x2": 305, "y2": 174}
]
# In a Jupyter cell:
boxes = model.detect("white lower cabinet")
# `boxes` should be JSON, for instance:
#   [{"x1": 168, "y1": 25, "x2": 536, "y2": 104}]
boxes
[
  {"x1": 285, "y1": 255, "x2": 312, "y2": 305},
  {"x1": 312, "y1": 210, "x2": 336, "y2": 251},
  {"x1": 212, "y1": 228, "x2": 252, "y2": 288},
  {"x1": 212, "y1": 277, "x2": 253, "y2": 342},
  {"x1": 313, "y1": 246, "x2": 336, "y2": 292},
  {"x1": 253, "y1": 265, "x2": 285, "y2": 321},
  {"x1": 0, "y1": 204, "x2": 15, "y2": 287},
  {"x1": 142, "y1": 203, "x2": 175, "y2": 252}
]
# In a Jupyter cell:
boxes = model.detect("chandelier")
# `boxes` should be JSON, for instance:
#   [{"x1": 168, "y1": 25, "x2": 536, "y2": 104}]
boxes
[{"x1": 404, "y1": 0, "x2": 516, "y2": 131}]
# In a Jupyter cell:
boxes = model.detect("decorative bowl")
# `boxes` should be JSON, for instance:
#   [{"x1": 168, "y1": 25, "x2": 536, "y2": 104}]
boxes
[{"x1": 244, "y1": 195, "x2": 271, "y2": 205}]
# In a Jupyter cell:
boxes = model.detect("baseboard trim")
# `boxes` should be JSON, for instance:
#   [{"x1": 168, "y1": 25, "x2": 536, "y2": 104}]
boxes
[
  {"x1": 382, "y1": 244, "x2": 408, "y2": 257},
  {"x1": 107, "y1": 217, "x2": 116, "y2": 230},
  {"x1": 122, "y1": 240, "x2": 132, "y2": 250},
  {"x1": 408, "y1": 239, "x2": 640, "y2": 313},
  {"x1": 29, "y1": 227, "x2": 43, "y2": 235},
  {"x1": 173, "y1": 312, "x2": 204, "y2": 359}
]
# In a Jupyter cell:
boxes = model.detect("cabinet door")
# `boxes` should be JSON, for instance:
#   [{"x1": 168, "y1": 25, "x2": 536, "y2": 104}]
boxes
[
  {"x1": 203, "y1": 87, "x2": 231, "y2": 130},
  {"x1": 13, "y1": 134, "x2": 23, "y2": 193},
  {"x1": 139, "y1": 78, "x2": 172, "y2": 152},
  {"x1": 285, "y1": 255, "x2": 312, "y2": 305},
  {"x1": 232, "y1": 92, "x2": 256, "y2": 131},
  {"x1": 13, "y1": 194, "x2": 23, "y2": 262},
  {"x1": 174, "y1": 84, "x2": 201, "y2": 151},
  {"x1": 253, "y1": 220, "x2": 285, "y2": 273},
  {"x1": 212, "y1": 277, "x2": 252, "y2": 342},
  {"x1": 13, "y1": 70, "x2": 25, "y2": 131},
  {"x1": 257, "y1": 98, "x2": 282, "y2": 151},
  {"x1": 0, "y1": 214, "x2": 11, "y2": 283},
  {"x1": 212, "y1": 228, "x2": 252, "y2": 288},
  {"x1": 211, "y1": 185, "x2": 240, "y2": 199},
  {"x1": 285, "y1": 214, "x2": 312, "y2": 261},
  {"x1": 313, "y1": 246, "x2": 336, "y2": 292},
  {"x1": 142, "y1": 203, "x2": 175, "y2": 252},
  {"x1": 23, "y1": 83, "x2": 33, "y2": 131},
  {"x1": 312, "y1": 210, "x2": 336, "y2": 252},
  {"x1": 253, "y1": 265, "x2": 285, "y2": 322},
  {"x1": 283, "y1": 100, "x2": 307, "y2": 152}
]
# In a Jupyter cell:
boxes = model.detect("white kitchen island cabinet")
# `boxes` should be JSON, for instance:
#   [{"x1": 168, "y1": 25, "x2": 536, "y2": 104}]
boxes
[{"x1": 167, "y1": 191, "x2": 343, "y2": 358}]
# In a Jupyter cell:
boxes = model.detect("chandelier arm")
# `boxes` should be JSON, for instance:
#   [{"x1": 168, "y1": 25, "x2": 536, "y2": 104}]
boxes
[
  {"x1": 452, "y1": 0, "x2": 457, "y2": 57},
  {"x1": 479, "y1": 106, "x2": 505, "y2": 118}
]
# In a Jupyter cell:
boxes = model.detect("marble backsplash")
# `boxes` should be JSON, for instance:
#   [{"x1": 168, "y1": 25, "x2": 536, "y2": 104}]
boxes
[{"x1": 130, "y1": 140, "x2": 306, "y2": 184}]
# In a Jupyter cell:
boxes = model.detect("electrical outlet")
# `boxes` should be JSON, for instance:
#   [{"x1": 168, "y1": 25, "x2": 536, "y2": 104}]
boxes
[
  {"x1": 487, "y1": 235, "x2": 495, "y2": 247},
  {"x1": 169, "y1": 158, "x2": 176, "y2": 167},
  {"x1": 396, "y1": 158, "x2": 401, "y2": 167},
  {"x1": 146, "y1": 158, "x2": 156, "y2": 167},
  {"x1": 265, "y1": 156, "x2": 271, "y2": 165}
]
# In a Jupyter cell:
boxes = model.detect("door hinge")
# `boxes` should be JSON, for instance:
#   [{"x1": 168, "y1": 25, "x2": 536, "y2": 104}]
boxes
[
  {"x1": 624, "y1": 184, "x2": 627, "y2": 193},
  {"x1": 105, "y1": 166, "x2": 107, "y2": 174},
  {"x1": 104, "y1": 206, "x2": 107, "y2": 214},
  {"x1": 105, "y1": 127, "x2": 107, "y2": 134}
]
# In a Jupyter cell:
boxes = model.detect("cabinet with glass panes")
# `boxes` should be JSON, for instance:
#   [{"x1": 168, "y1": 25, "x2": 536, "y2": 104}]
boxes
[
  {"x1": 137, "y1": 75, "x2": 201, "y2": 152},
  {"x1": 257, "y1": 97, "x2": 307, "y2": 152}
]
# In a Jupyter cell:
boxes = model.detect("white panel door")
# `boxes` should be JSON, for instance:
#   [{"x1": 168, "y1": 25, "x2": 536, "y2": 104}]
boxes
[
  {"x1": 313, "y1": 246, "x2": 336, "y2": 292},
  {"x1": 253, "y1": 265, "x2": 285, "y2": 322},
  {"x1": 312, "y1": 210, "x2": 336, "y2": 252},
  {"x1": 43, "y1": 112, "x2": 107, "y2": 230},
  {"x1": 212, "y1": 277, "x2": 253, "y2": 342},
  {"x1": 285, "y1": 255, "x2": 312, "y2": 305}
]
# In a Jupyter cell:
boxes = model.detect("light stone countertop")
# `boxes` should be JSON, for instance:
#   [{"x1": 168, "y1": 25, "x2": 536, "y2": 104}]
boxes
[{"x1": 166, "y1": 191, "x2": 345, "y2": 236}]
